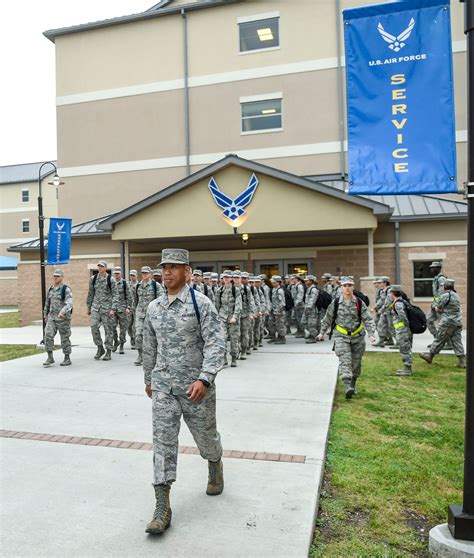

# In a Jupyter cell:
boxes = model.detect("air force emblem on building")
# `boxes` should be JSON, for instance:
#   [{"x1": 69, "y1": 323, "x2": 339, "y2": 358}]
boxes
[
  {"x1": 208, "y1": 173, "x2": 259, "y2": 221},
  {"x1": 377, "y1": 17, "x2": 415, "y2": 52}
]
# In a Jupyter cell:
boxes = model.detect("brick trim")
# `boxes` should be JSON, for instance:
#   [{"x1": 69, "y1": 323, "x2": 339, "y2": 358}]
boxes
[{"x1": 0, "y1": 430, "x2": 306, "y2": 464}]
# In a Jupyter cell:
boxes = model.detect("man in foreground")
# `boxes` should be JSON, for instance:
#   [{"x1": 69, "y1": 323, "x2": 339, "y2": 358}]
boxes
[{"x1": 143, "y1": 249, "x2": 226, "y2": 535}]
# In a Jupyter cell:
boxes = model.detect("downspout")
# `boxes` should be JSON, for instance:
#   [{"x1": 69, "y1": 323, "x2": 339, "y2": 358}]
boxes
[
  {"x1": 182, "y1": 8, "x2": 191, "y2": 176},
  {"x1": 394, "y1": 221, "x2": 401, "y2": 284},
  {"x1": 335, "y1": 0, "x2": 346, "y2": 180}
]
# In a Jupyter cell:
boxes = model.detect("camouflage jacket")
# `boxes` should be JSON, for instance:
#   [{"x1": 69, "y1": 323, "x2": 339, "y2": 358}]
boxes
[
  {"x1": 436, "y1": 290, "x2": 462, "y2": 325},
  {"x1": 294, "y1": 283, "x2": 305, "y2": 307},
  {"x1": 215, "y1": 285, "x2": 242, "y2": 322},
  {"x1": 87, "y1": 273, "x2": 119, "y2": 312},
  {"x1": 304, "y1": 285, "x2": 320, "y2": 312},
  {"x1": 44, "y1": 283, "x2": 73, "y2": 320},
  {"x1": 136, "y1": 279, "x2": 164, "y2": 318},
  {"x1": 143, "y1": 285, "x2": 225, "y2": 393},
  {"x1": 239, "y1": 285, "x2": 256, "y2": 318},
  {"x1": 113, "y1": 278, "x2": 133, "y2": 312},
  {"x1": 432, "y1": 273, "x2": 447, "y2": 301},
  {"x1": 390, "y1": 298, "x2": 410, "y2": 330},
  {"x1": 323, "y1": 283, "x2": 333, "y2": 296},
  {"x1": 129, "y1": 280, "x2": 139, "y2": 309},
  {"x1": 270, "y1": 286, "x2": 285, "y2": 315},
  {"x1": 320, "y1": 295, "x2": 375, "y2": 338}
]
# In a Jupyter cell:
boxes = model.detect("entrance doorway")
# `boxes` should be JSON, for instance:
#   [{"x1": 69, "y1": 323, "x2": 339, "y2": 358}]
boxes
[
  {"x1": 255, "y1": 259, "x2": 312, "y2": 277},
  {"x1": 217, "y1": 262, "x2": 245, "y2": 273}
]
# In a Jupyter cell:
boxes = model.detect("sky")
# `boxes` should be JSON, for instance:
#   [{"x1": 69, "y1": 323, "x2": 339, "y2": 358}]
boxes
[{"x1": 0, "y1": 0, "x2": 153, "y2": 167}]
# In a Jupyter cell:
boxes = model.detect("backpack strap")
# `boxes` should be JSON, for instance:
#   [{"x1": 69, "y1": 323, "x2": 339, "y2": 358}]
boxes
[{"x1": 189, "y1": 287, "x2": 201, "y2": 324}]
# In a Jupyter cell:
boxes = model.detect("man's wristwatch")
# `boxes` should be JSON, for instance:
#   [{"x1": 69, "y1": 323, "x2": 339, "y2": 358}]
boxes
[{"x1": 199, "y1": 379, "x2": 211, "y2": 388}]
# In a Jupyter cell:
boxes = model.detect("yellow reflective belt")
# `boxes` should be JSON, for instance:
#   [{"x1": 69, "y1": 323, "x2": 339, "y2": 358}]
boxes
[
  {"x1": 394, "y1": 322, "x2": 405, "y2": 329},
  {"x1": 433, "y1": 296, "x2": 439, "y2": 301},
  {"x1": 335, "y1": 324, "x2": 363, "y2": 336}
]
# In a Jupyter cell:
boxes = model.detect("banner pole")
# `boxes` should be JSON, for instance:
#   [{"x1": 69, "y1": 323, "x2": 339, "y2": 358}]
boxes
[{"x1": 448, "y1": 0, "x2": 474, "y2": 541}]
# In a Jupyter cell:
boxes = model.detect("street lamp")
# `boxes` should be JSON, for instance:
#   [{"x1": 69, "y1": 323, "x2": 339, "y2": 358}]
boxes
[{"x1": 38, "y1": 162, "x2": 65, "y2": 343}]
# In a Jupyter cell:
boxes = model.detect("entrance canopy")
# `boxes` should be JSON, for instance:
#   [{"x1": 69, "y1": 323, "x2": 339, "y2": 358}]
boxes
[{"x1": 98, "y1": 155, "x2": 392, "y2": 241}]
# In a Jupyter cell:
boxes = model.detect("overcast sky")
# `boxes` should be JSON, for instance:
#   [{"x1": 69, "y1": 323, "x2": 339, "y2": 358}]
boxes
[{"x1": 0, "y1": 1, "x2": 153, "y2": 167}]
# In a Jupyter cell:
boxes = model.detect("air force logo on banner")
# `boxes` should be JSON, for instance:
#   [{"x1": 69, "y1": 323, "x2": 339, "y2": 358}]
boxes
[
  {"x1": 377, "y1": 17, "x2": 415, "y2": 52},
  {"x1": 56, "y1": 222, "x2": 65, "y2": 231},
  {"x1": 208, "y1": 173, "x2": 259, "y2": 221}
]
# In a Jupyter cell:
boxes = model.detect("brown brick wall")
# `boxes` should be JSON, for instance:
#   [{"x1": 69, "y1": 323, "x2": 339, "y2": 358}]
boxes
[{"x1": 0, "y1": 276, "x2": 18, "y2": 306}]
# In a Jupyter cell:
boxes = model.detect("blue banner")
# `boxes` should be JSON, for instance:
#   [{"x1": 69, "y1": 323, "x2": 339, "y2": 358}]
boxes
[
  {"x1": 47, "y1": 218, "x2": 72, "y2": 265},
  {"x1": 344, "y1": 0, "x2": 457, "y2": 195}
]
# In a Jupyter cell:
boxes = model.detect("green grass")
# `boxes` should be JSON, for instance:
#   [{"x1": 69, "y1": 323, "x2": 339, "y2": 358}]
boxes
[
  {"x1": 310, "y1": 352, "x2": 464, "y2": 558},
  {"x1": 0, "y1": 345, "x2": 44, "y2": 362},
  {"x1": 0, "y1": 311, "x2": 20, "y2": 328}
]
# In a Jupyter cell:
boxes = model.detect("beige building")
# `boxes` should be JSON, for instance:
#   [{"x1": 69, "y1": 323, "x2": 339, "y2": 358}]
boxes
[
  {"x1": 7, "y1": 0, "x2": 469, "y2": 325},
  {"x1": 0, "y1": 162, "x2": 58, "y2": 305}
]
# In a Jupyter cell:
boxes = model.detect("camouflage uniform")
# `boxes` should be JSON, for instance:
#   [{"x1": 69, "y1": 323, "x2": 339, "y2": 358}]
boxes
[
  {"x1": 135, "y1": 279, "x2": 164, "y2": 355},
  {"x1": 390, "y1": 296, "x2": 413, "y2": 368},
  {"x1": 215, "y1": 284, "x2": 242, "y2": 358},
  {"x1": 375, "y1": 285, "x2": 394, "y2": 345},
  {"x1": 268, "y1": 282, "x2": 286, "y2": 341},
  {"x1": 304, "y1": 283, "x2": 320, "y2": 341},
  {"x1": 143, "y1": 285, "x2": 225, "y2": 485},
  {"x1": 430, "y1": 290, "x2": 464, "y2": 357},
  {"x1": 320, "y1": 294, "x2": 375, "y2": 383},
  {"x1": 239, "y1": 283, "x2": 256, "y2": 356},
  {"x1": 44, "y1": 282, "x2": 73, "y2": 355},
  {"x1": 113, "y1": 277, "x2": 133, "y2": 346},
  {"x1": 128, "y1": 274, "x2": 139, "y2": 347},
  {"x1": 294, "y1": 281, "x2": 306, "y2": 337},
  {"x1": 427, "y1": 270, "x2": 447, "y2": 337},
  {"x1": 87, "y1": 273, "x2": 119, "y2": 351}
]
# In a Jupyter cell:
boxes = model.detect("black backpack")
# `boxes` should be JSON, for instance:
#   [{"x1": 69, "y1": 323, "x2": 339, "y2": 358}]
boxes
[
  {"x1": 92, "y1": 272, "x2": 112, "y2": 291},
  {"x1": 283, "y1": 287, "x2": 294, "y2": 311},
  {"x1": 218, "y1": 284, "x2": 236, "y2": 305},
  {"x1": 398, "y1": 299, "x2": 427, "y2": 334},
  {"x1": 136, "y1": 279, "x2": 158, "y2": 302},
  {"x1": 48, "y1": 284, "x2": 73, "y2": 315},
  {"x1": 354, "y1": 289, "x2": 370, "y2": 306},
  {"x1": 316, "y1": 290, "x2": 332, "y2": 310}
]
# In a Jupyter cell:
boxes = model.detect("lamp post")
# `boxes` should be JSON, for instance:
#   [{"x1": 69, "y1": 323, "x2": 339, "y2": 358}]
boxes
[{"x1": 38, "y1": 162, "x2": 64, "y2": 343}]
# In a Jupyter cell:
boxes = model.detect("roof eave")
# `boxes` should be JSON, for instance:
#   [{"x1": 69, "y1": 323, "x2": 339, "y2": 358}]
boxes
[
  {"x1": 43, "y1": 0, "x2": 242, "y2": 43},
  {"x1": 390, "y1": 213, "x2": 467, "y2": 222}
]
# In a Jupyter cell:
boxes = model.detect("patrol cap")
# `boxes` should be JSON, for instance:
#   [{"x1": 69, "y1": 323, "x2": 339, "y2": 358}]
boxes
[
  {"x1": 271, "y1": 275, "x2": 282, "y2": 282},
  {"x1": 193, "y1": 269, "x2": 203, "y2": 276},
  {"x1": 53, "y1": 269, "x2": 64, "y2": 277},
  {"x1": 232, "y1": 270, "x2": 242, "y2": 278},
  {"x1": 153, "y1": 268, "x2": 162, "y2": 276},
  {"x1": 97, "y1": 260, "x2": 107, "y2": 268},
  {"x1": 323, "y1": 273, "x2": 332, "y2": 279},
  {"x1": 284, "y1": 275, "x2": 289, "y2": 279},
  {"x1": 112, "y1": 266, "x2": 122, "y2": 273},
  {"x1": 430, "y1": 261, "x2": 443, "y2": 268},
  {"x1": 203, "y1": 272, "x2": 211, "y2": 278},
  {"x1": 241, "y1": 271, "x2": 250, "y2": 278},
  {"x1": 248, "y1": 276, "x2": 255, "y2": 282},
  {"x1": 305, "y1": 274, "x2": 316, "y2": 282},
  {"x1": 211, "y1": 272, "x2": 219, "y2": 280},
  {"x1": 141, "y1": 266, "x2": 152, "y2": 273},
  {"x1": 254, "y1": 276, "x2": 262, "y2": 282},
  {"x1": 222, "y1": 270, "x2": 233, "y2": 278},
  {"x1": 380, "y1": 275, "x2": 390, "y2": 282},
  {"x1": 330, "y1": 275, "x2": 338, "y2": 281},
  {"x1": 159, "y1": 248, "x2": 190, "y2": 266},
  {"x1": 374, "y1": 277, "x2": 383, "y2": 283},
  {"x1": 388, "y1": 285, "x2": 402, "y2": 293},
  {"x1": 129, "y1": 269, "x2": 138, "y2": 276},
  {"x1": 340, "y1": 276, "x2": 355, "y2": 286},
  {"x1": 445, "y1": 277, "x2": 456, "y2": 286},
  {"x1": 259, "y1": 274, "x2": 267, "y2": 279}
]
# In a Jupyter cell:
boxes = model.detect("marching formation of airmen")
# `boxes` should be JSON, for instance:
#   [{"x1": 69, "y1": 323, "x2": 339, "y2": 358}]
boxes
[{"x1": 42, "y1": 259, "x2": 466, "y2": 398}]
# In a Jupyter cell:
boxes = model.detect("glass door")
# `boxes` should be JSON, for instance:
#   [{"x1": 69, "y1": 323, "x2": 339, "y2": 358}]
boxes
[
  {"x1": 254, "y1": 260, "x2": 283, "y2": 278},
  {"x1": 217, "y1": 262, "x2": 245, "y2": 273},
  {"x1": 285, "y1": 260, "x2": 311, "y2": 276},
  {"x1": 191, "y1": 262, "x2": 217, "y2": 273}
]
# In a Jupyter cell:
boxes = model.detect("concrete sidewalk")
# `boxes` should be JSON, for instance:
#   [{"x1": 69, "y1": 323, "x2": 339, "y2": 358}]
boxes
[{"x1": 1, "y1": 336, "x2": 337, "y2": 558}]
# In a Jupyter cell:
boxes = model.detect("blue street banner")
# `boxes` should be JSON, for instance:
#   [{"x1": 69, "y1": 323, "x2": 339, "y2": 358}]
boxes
[
  {"x1": 344, "y1": 0, "x2": 457, "y2": 195},
  {"x1": 47, "y1": 218, "x2": 72, "y2": 265}
]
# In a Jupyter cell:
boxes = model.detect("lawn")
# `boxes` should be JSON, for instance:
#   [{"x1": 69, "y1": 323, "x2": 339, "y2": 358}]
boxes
[
  {"x1": 0, "y1": 311, "x2": 20, "y2": 328},
  {"x1": 0, "y1": 345, "x2": 44, "y2": 362},
  {"x1": 311, "y1": 352, "x2": 465, "y2": 558}
]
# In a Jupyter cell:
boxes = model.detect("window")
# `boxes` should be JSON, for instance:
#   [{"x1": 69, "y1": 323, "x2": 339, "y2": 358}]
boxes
[
  {"x1": 239, "y1": 17, "x2": 279, "y2": 53},
  {"x1": 287, "y1": 263, "x2": 309, "y2": 276},
  {"x1": 413, "y1": 261, "x2": 438, "y2": 297},
  {"x1": 21, "y1": 189, "x2": 29, "y2": 203},
  {"x1": 241, "y1": 97, "x2": 282, "y2": 133},
  {"x1": 22, "y1": 219, "x2": 30, "y2": 233}
]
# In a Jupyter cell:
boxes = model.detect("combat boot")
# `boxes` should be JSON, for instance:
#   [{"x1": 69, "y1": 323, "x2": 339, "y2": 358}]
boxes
[
  {"x1": 223, "y1": 355, "x2": 228, "y2": 367},
  {"x1": 206, "y1": 459, "x2": 224, "y2": 496},
  {"x1": 43, "y1": 351, "x2": 55, "y2": 366},
  {"x1": 344, "y1": 379, "x2": 355, "y2": 400},
  {"x1": 295, "y1": 332, "x2": 305, "y2": 338},
  {"x1": 231, "y1": 356, "x2": 237, "y2": 367},
  {"x1": 112, "y1": 338, "x2": 119, "y2": 352},
  {"x1": 134, "y1": 351, "x2": 143, "y2": 366},
  {"x1": 258, "y1": 341, "x2": 263, "y2": 347},
  {"x1": 419, "y1": 353, "x2": 433, "y2": 364},
  {"x1": 456, "y1": 355, "x2": 466, "y2": 369},
  {"x1": 119, "y1": 343, "x2": 125, "y2": 354},
  {"x1": 350, "y1": 376, "x2": 358, "y2": 395},
  {"x1": 94, "y1": 346, "x2": 105, "y2": 360},
  {"x1": 372, "y1": 341, "x2": 385, "y2": 348},
  {"x1": 305, "y1": 337, "x2": 317, "y2": 344},
  {"x1": 60, "y1": 354, "x2": 71, "y2": 367},
  {"x1": 266, "y1": 337, "x2": 275, "y2": 343},
  {"x1": 395, "y1": 365, "x2": 412, "y2": 376},
  {"x1": 239, "y1": 352, "x2": 247, "y2": 360},
  {"x1": 145, "y1": 484, "x2": 172, "y2": 534},
  {"x1": 246, "y1": 349, "x2": 251, "y2": 355},
  {"x1": 253, "y1": 343, "x2": 258, "y2": 351},
  {"x1": 103, "y1": 349, "x2": 112, "y2": 361},
  {"x1": 274, "y1": 337, "x2": 286, "y2": 344}
]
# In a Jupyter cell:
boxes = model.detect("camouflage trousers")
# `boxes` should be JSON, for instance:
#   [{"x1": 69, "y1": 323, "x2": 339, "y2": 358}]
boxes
[
  {"x1": 224, "y1": 320, "x2": 240, "y2": 357},
  {"x1": 431, "y1": 321, "x2": 465, "y2": 356},
  {"x1": 427, "y1": 305, "x2": 440, "y2": 337},
  {"x1": 240, "y1": 316, "x2": 253, "y2": 353},
  {"x1": 394, "y1": 325, "x2": 413, "y2": 366},
  {"x1": 44, "y1": 317, "x2": 71, "y2": 354},
  {"x1": 306, "y1": 308, "x2": 321, "y2": 339},
  {"x1": 268, "y1": 312, "x2": 286, "y2": 339},
  {"x1": 127, "y1": 312, "x2": 135, "y2": 345},
  {"x1": 377, "y1": 313, "x2": 394, "y2": 344},
  {"x1": 134, "y1": 314, "x2": 147, "y2": 352},
  {"x1": 113, "y1": 311, "x2": 129, "y2": 345},
  {"x1": 295, "y1": 305, "x2": 305, "y2": 334},
  {"x1": 252, "y1": 316, "x2": 262, "y2": 347},
  {"x1": 90, "y1": 309, "x2": 114, "y2": 350},
  {"x1": 152, "y1": 388, "x2": 222, "y2": 485},
  {"x1": 333, "y1": 334, "x2": 366, "y2": 381}
]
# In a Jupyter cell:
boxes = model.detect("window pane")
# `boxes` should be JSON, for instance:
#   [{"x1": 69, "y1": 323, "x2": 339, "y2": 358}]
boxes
[
  {"x1": 414, "y1": 280, "x2": 432, "y2": 297},
  {"x1": 22, "y1": 190, "x2": 29, "y2": 202},
  {"x1": 239, "y1": 18, "x2": 279, "y2": 52},
  {"x1": 242, "y1": 99, "x2": 281, "y2": 118},
  {"x1": 413, "y1": 261, "x2": 432, "y2": 279},
  {"x1": 288, "y1": 263, "x2": 309, "y2": 276},
  {"x1": 242, "y1": 114, "x2": 282, "y2": 132},
  {"x1": 22, "y1": 220, "x2": 30, "y2": 233},
  {"x1": 259, "y1": 263, "x2": 281, "y2": 277}
]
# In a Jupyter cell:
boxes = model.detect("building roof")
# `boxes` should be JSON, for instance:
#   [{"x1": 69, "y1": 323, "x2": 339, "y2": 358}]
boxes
[
  {"x1": 305, "y1": 178, "x2": 468, "y2": 221},
  {"x1": 0, "y1": 161, "x2": 57, "y2": 185},
  {"x1": 98, "y1": 154, "x2": 393, "y2": 231},
  {"x1": 0, "y1": 255, "x2": 18, "y2": 270},
  {"x1": 8, "y1": 215, "x2": 111, "y2": 253},
  {"x1": 43, "y1": 0, "x2": 242, "y2": 43}
]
